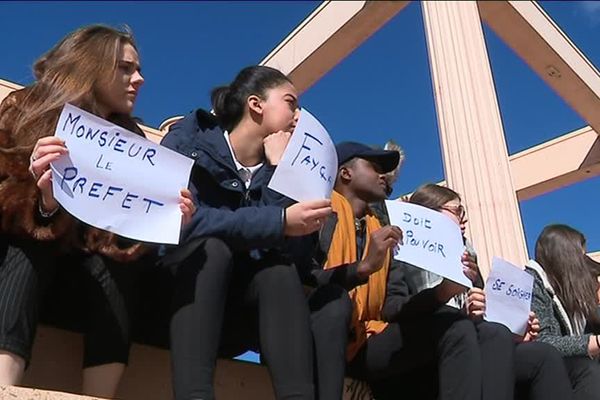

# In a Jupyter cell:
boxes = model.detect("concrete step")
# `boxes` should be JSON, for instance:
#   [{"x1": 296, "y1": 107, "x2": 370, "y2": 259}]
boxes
[
  {"x1": 0, "y1": 385, "x2": 100, "y2": 399},
  {"x1": 18, "y1": 326, "x2": 373, "y2": 400}
]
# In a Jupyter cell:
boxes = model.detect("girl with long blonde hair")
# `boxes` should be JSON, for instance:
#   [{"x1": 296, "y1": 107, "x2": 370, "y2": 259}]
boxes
[{"x1": 0, "y1": 25, "x2": 193, "y2": 398}]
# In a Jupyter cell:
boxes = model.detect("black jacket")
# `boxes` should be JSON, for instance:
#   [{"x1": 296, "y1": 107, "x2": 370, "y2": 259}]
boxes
[{"x1": 299, "y1": 203, "x2": 446, "y2": 320}]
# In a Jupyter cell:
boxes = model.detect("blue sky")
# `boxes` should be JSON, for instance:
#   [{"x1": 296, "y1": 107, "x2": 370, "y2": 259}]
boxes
[{"x1": 1, "y1": 1, "x2": 598, "y2": 257}]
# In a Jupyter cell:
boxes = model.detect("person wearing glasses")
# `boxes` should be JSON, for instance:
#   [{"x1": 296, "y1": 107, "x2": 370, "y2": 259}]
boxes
[
  {"x1": 407, "y1": 183, "x2": 572, "y2": 400},
  {"x1": 310, "y1": 142, "x2": 496, "y2": 400}
]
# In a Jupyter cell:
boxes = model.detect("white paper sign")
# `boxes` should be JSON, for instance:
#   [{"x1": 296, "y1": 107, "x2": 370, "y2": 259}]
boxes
[
  {"x1": 385, "y1": 201, "x2": 471, "y2": 287},
  {"x1": 485, "y1": 257, "x2": 533, "y2": 335},
  {"x1": 268, "y1": 108, "x2": 337, "y2": 201},
  {"x1": 51, "y1": 104, "x2": 194, "y2": 244}
]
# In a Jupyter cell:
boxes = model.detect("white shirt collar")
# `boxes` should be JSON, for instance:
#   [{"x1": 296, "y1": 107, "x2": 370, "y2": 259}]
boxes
[{"x1": 223, "y1": 131, "x2": 262, "y2": 188}]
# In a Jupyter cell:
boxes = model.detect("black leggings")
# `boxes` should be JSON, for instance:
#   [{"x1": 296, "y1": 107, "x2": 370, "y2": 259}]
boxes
[
  {"x1": 169, "y1": 238, "x2": 314, "y2": 400},
  {"x1": 347, "y1": 307, "x2": 488, "y2": 400},
  {"x1": 515, "y1": 341, "x2": 573, "y2": 400},
  {"x1": 563, "y1": 356, "x2": 600, "y2": 400},
  {"x1": 357, "y1": 317, "x2": 573, "y2": 400},
  {"x1": 456, "y1": 323, "x2": 574, "y2": 400},
  {"x1": 0, "y1": 236, "x2": 145, "y2": 367},
  {"x1": 307, "y1": 284, "x2": 352, "y2": 400},
  {"x1": 460, "y1": 322, "x2": 572, "y2": 400},
  {"x1": 475, "y1": 320, "x2": 515, "y2": 400}
]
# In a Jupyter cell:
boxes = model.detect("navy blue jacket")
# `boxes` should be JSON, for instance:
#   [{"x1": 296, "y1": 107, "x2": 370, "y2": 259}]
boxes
[
  {"x1": 160, "y1": 109, "x2": 355, "y2": 288},
  {"x1": 161, "y1": 110, "x2": 365, "y2": 291},
  {"x1": 160, "y1": 109, "x2": 287, "y2": 259}
]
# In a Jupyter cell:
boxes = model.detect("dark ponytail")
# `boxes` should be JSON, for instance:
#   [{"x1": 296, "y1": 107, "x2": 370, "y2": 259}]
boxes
[{"x1": 210, "y1": 65, "x2": 292, "y2": 132}]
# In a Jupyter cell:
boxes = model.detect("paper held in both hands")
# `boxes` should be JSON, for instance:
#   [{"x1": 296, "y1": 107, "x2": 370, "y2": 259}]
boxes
[
  {"x1": 385, "y1": 200, "x2": 472, "y2": 288},
  {"x1": 386, "y1": 201, "x2": 532, "y2": 334},
  {"x1": 484, "y1": 257, "x2": 533, "y2": 335},
  {"x1": 50, "y1": 103, "x2": 194, "y2": 244}
]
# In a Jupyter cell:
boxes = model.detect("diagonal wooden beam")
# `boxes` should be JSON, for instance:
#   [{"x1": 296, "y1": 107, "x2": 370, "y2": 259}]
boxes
[
  {"x1": 1, "y1": 79, "x2": 165, "y2": 144},
  {"x1": 410, "y1": 126, "x2": 599, "y2": 201},
  {"x1": 147, "y1": 1, "x2": 411, "y2": 131},
  {"x1": 479, "y1": 1, "x2": 600, "y2": 136},
  {"x1": 2, "y1": 79, "x2": 599, "y2": 196},
  {"x1": 260, "y1": 0, "x2": 410, "y2": 93},
  {"x1": 510, "y1": 126, "x2": 600, "y2": 200},
  {"x1": 0, "y1": 78, "x2": 22, "y2": 98}
]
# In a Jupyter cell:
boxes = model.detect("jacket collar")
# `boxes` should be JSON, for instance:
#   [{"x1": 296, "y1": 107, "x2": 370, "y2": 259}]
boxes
[
  {"x1": 527, "y1": 259, "x2": 554, "y2": 295},
  {"x1": 193, "y1": 109, "x2": 238, "y2": 174},
  {"x1": 190, "y1": 109, "x2": 272, "y2": 191}
]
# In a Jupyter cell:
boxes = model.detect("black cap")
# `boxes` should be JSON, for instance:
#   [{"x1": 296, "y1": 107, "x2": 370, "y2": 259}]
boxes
[{"x1": 336, "y1": 141, "x2": 400, "y2": 173}]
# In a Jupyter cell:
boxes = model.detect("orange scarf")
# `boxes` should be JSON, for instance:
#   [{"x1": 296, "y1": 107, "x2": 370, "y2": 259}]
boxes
[{"x1": 324, "y1": 191, "x2": 390, "y2": 361}]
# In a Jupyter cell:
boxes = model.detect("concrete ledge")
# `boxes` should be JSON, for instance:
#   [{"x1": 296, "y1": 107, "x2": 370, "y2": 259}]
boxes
[
  {"x1": 0, "y1": 385, "x2": 100, "y2": 399},
  {"x1": 21, "y1": 327, "x2": 276, "y2": 400},
  {"x1": 19, "y1": 326, "x2": 372, "y2": 400}
]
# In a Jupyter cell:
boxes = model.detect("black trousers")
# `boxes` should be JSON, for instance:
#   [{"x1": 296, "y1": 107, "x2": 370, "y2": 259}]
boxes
[
  {"x1": 0, "y1": 235, "x2": 146, "y2": 367},
  {"x1": 169, "y1": 238, "x2": 314, "y2": 400},
  {"x1": 307, "y1": 284, "x2": 352, "y2": 400},
  {"x1": 515, "y1": 341, "x2": 573, "y2": 400},
  {"x1": 475, "y1": 320, "x2": 515, "y2": 400},
  {"x1": 563, "y1": 356, "x2": 600, "y2": 400},
  {"x1": 347, "y1": 307, "x2": 491, "y2": 400},
  {"x1": 355, "y1": 317, "x2": 574, "y2": 400}
]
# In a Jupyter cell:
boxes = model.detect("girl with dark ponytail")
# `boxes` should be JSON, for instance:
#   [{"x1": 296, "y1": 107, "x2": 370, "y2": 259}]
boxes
[{"x1": 161, "y1": 65, "x2": 333, "y2": 400}]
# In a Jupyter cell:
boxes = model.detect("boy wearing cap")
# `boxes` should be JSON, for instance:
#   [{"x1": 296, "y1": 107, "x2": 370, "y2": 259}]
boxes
[{"x1": 310, "y1": 141, "x2": 484, "y2": 399}]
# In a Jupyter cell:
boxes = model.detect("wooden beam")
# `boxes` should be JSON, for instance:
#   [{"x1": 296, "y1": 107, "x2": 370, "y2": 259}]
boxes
[
  {"x1": 0, "y1": 80, "x2": 164, "y2": 144},
  {"x1": 1, "y1": 80, "x2": 598, "y2": 197},
  {"x1": 142, "y1": 124, "x2": 165, "y2": 144},
  {"x1": 260, "y1": 1, "x2": 410, "y2": 93},
  {"x1": 405, "y1": 126, "x2": 599, "y2": 202},
  {"x1": 0, "y1": 78, "x2": 22, "y2": 99},
  {"x1": 479, "y1": 1, "x2": 600, "y2": 135},
  {"x1": 510, "y1": 126, "x2": 600, "y2": 200}
]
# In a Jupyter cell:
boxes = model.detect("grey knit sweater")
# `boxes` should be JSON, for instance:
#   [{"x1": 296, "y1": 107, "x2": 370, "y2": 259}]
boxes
[{"x1": 526, "y1": 260, "x2": 592, "y2": 357}]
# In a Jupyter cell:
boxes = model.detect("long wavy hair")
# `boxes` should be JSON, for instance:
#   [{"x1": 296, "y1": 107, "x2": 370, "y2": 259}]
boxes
[
  {"x1": 13, "y1": 24, "x2": 139, "y2": 144},
  {"x1": 535, "y1": 224, "x2": 599, "y2": 325}
]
